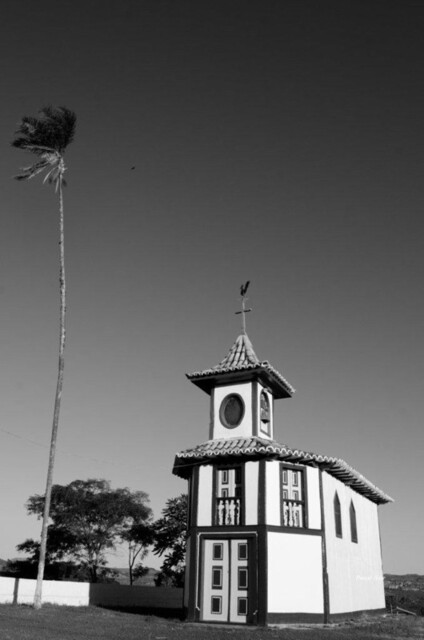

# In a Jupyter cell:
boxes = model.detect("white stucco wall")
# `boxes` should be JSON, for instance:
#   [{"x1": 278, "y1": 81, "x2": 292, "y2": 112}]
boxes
[
  {"x1": 213, "y1": 383, "x2": 253, "y2": 439},
  {"x1": 197, "y1": 464, "x2": 213, "y2": 526},
  {"x1": 0, "y1": 577, "x2": 90, "y2": 605},
  {"x1": 306, "y1": 466, "x2": 321, "y2": 530},
  {"x1": 244, "y1": 461, "x2": 259, "y2": 525},
  {"x1": 0, "y1": 577, "x2": 183, "y2": 608},
  {"x1": 267, "y1": 532, "x2": 324, "y2": 613},
  {"x1": 322, "y1": 472, "x2": 385, "y2": 613},
  {"x1": 265, "y1": 460, "x2": 281, "y2": 525}
]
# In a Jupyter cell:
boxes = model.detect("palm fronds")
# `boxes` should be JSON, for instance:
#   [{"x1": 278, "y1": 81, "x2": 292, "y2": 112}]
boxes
[{"x1": 12, "y1": 106, "x2": 76, "y2": 188}]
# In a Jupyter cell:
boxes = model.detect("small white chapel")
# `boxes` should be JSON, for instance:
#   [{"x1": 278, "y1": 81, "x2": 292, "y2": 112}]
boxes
[{"x1": 173, "y1": 287, "x2": 392, "y2": 625}]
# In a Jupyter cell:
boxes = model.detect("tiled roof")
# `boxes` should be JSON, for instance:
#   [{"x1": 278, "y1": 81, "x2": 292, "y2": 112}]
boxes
[
  {"x1": 215, "y1": 333, "x2": 260, "y2": 368},
  {"x1": 186, "y1": 333, "x2": 295, "y2": 399},
  {"x1": 173, "y1": 436, "x2": 393, "y2": 505}
]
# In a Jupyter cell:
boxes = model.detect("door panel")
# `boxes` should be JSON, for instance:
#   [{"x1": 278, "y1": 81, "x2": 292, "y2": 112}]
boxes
[
  {"x1": 229, "y1": 540, "x2": 249, "y2": 623},
  {"x1": 200, "y1": 540, "x2": 229, "y2": 622},
  {"x1": 200, "y1": 538, "x2": 250, "y2": 623}
]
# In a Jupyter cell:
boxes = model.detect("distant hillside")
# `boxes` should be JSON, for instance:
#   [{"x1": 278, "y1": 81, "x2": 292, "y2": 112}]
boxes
[
  {"x1": 385, "y1": 574, "x2": 424, "y2": 591},
  {"x1": 385, "y1": 575, "x2": 424, "y2": 616}
]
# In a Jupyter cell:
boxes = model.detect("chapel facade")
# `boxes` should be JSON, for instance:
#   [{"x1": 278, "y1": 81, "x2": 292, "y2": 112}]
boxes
[{"x1": 173, "y1": 327, "x2": 392, "y2": 625}]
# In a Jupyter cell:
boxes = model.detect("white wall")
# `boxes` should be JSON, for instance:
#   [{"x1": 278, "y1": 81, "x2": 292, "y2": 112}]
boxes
[
  {"x1": 322, "y1": 473, "x2": 385, "y2": 614},
  {"x1": 306, "y1": 467, "x2": 321, "y2": 530},
  {"x1": 244, "y1": 461, "x2": 259, "y2": 525},
  {"x1": 213, "y1": 383, "x2": 252, "y2": 439},
  {"x1": 0, "y1": 577, "x2": 89, "y2": 606},
  {"x1": 267, "y1": 532, "x2": 324, "y2": 613},
  {"x1": 197, "y1": 464, "x2": 213, "y2": 526},
  {"x1": 265, "y1": 460, "x2": 280, "y2": 525},
  {"x1": 0, "y1": 576, "x2": 183, "y2": 609}
]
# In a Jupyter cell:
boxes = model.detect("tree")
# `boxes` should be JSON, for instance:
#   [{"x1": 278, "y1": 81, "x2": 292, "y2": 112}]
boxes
[
  {"x1": 11, "y1": 105, "x2": 76, "y2": 608},
  {"x1": 121, "y1": 522, "x2": 154, "y2": 586},
  {"x1": 153, "y1": 494, "x2": 188, "y2": 587},
  {"x1": 19, "y1": 479, "x2": 152, "y2": 583}
]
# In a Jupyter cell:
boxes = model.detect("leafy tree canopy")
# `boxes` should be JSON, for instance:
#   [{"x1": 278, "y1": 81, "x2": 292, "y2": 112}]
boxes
[
  {"x1": 153, "y1": 494, "x2": 188, "y2": 587},
  {"x1": 20, "y1": 479, "x2": 152, "y2": 582}
]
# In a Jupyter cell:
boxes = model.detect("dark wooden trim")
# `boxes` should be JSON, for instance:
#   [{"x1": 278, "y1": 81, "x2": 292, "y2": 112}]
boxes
[
  {"x1": 187, "y1": 532, "x2": 199, "y2": 622},
  {"x1": 303, "y1": 464, "x2": 309, "y2": 529},
  {"x1": 258, "y1": 460, "x2": 266, "y2": 525},
  {"x1": 280, "y1": 461, "x2": 307, "y2": 472},
  {"x1": 256, "y1": 525, "x2": 268, "y2": 626},
  {"x1": 319, "y1": 470, "x2": 330, "y2": 623},
  {"x1": 268, "y1": 612, "x2": 325, "y2": 623},
  {"x1": 209, "y1": 387, "x2": 215, "y2": 440},
  {"x1": 266, "y1": 525, "x2": 322, "y2": 536},
  {"x1": 196, "y1": 534, "x2": 204, "y2": 622},
  {"x1": 190, "y1": 524, "x2": 322, "y2": 536},
  {"x1": 248, "y1": 536, "x2": 258, "y2": 625},
  {"x1": 252, "y1": 381, "x2": 258, "y2": 437},
  {"x1": 191, "y1": 526, "x2": 259, "y2": 537}
]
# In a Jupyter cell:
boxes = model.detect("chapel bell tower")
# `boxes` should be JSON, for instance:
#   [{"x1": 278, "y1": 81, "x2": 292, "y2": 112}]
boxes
[{"x1": 187, "y1": 283, "x2": 294, "y2": 442}]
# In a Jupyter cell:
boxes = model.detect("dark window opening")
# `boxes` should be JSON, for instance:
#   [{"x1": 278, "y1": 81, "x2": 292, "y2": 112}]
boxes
[
  {"x1": 350, "y1": 500, "x2": 358, "y2": 543},
  {"x1": 334, "y1": 492, "x2": 342, "y2": 538},
  {"x1": 211, "y1": 596, "x2": 222, "y2": 614},
  {"x1": 238, "y1": 597, "x2": 248, "y2": 616}
]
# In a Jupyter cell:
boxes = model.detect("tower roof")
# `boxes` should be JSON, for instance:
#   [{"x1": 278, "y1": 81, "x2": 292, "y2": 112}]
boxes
[{"x1": 186, "y1": 333, "x2": 295, "y2": 399}]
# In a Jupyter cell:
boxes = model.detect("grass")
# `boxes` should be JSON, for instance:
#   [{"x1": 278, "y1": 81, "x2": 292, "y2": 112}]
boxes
[{"x1": 0, "y1": 606, "x2": 423, "y2": 640}]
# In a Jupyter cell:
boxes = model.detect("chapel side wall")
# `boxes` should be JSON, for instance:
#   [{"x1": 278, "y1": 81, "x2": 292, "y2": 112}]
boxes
[
  {"x1": 322, "y1": 473, "x2": 385, "y2": 614},
  {"x1": 197, "y1": 465, "x2": 213, "y2": 526},
  {"x1": 265, "y1": 460, "x2": 280, "y2": 525},
  {"x1": 267, "y1": 532, "x2": 324, "y2": 614},
  {"x1": 244, "y1": 461, "x2": 259, "y2": 525},
  {"x1": 306, "y1": 466, "x2": 321, "y2": 529}
]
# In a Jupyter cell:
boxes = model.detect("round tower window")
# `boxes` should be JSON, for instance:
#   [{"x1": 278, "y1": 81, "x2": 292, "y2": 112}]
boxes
[{"x1": 219, "y1": 394, "x2": 245, "y2": 428}]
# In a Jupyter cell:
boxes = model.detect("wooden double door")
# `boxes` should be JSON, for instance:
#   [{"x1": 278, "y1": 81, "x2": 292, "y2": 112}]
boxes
[{"x1": 200, "y1": 537, "x2": 255, "y2": 624}]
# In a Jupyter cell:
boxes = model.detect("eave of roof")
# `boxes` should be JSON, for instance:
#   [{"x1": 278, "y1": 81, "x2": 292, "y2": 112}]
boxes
[{"x1": 172, "y1": 436, "x2": 393, "y2": 505}]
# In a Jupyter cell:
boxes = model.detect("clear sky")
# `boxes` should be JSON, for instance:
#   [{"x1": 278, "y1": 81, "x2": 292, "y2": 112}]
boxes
[{"x1": 0, "y1": 0, "x2": 423, "y2": 574}]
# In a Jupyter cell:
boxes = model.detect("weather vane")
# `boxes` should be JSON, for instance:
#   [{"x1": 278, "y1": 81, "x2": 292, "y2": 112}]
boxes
[{"x1": 235, "y1": 281, "x2": 252, "y2": 334}]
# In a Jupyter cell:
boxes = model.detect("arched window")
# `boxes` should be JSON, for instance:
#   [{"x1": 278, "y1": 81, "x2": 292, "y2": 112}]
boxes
[
  {"x1": 334, "y1": 492, "x2": 342, "y2": 538},
  {"x1": 350, "y1": 500, "x2": 358, "y2": 543}
]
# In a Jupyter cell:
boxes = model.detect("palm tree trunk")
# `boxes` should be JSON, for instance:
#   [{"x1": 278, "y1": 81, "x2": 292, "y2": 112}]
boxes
[{"x1": 33, "y1": 179, "x2": 66, "y2": 609}]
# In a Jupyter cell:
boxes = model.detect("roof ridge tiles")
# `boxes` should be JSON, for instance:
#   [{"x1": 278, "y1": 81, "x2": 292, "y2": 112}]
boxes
[{"x1": 173, "y1": 436, "x2": 393, "y2": 504}]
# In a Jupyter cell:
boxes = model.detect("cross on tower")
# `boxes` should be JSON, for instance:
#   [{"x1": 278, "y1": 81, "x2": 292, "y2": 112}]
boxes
[{"x1": 235, "y1": 281, "x2": 252, "y2": 334}]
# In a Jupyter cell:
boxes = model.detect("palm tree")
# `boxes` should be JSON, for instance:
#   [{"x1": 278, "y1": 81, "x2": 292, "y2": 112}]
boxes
[{"x1": 12, "y1": 106, "x2": 76, "y2": 609}]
